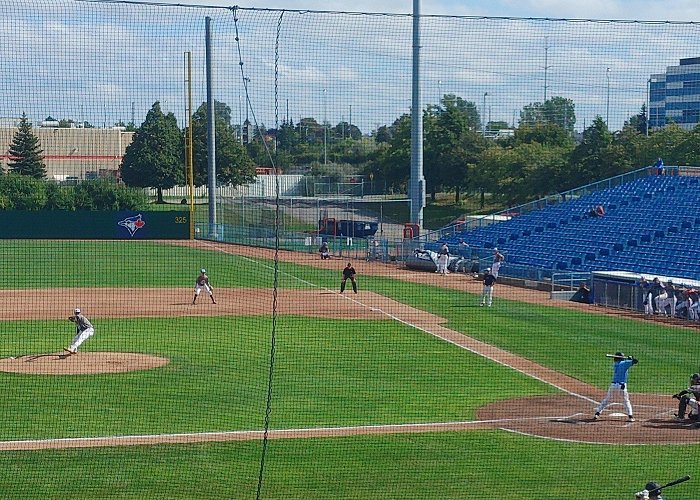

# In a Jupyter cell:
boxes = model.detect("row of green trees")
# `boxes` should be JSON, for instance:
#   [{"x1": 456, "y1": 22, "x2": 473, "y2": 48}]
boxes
[
  {"x1": 0, "y1": 175, "x2": 149, "y2": 210},
  {"x1": 7, "y1": 94, "x2": 699, "y2": 211},
  {"x1": 368, "y1": 94, "x2": 700, "y2": 206}
]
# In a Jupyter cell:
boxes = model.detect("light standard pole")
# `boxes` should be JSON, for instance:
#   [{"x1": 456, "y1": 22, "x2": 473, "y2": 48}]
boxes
[
  {"x1": 606, "y1": 67, "x2": 611, "y2": 126},
  {"x1": 322, "y1": 88, "x2": 327, "y2": 165},
  {"x1": 543, "y1": 36, "x2": 550, "y2": 101},
  {"x1": 438, "y1": 79, "x2": 442, "y2": 105},
  {"x1": 646, "y1": 78, "x2": 651, "y2": 137},
  {"x1": 482, "y1": 92, "x2": 489, "y2": 136}
]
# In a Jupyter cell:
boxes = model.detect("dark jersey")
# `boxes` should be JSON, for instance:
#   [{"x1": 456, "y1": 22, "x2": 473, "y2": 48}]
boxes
[
  {"x1": 483, "y1": 274, "x2": 497, "y2": 286},
  {"x1": 342, "y1": 266, "x2": 356, "y2": 279}
]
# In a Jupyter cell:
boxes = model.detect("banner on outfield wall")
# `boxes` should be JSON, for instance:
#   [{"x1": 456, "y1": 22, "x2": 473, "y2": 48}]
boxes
[{"x1": 0, "y1": 211, "x2": 190, "y2": 239}]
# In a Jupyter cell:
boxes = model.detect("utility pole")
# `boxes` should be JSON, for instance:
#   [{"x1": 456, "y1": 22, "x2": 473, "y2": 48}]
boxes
[
  {"x1": 543, "y1": 36, "x2": 551, "y2": 102},
  {"x1": 606, "y1": 67, "x2": 611, "y2": 126}
]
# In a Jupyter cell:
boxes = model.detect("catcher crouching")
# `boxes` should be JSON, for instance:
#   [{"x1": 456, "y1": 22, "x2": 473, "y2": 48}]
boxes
[{"x1": 673, "y1": 373, "x2": 700, "y2": 423}]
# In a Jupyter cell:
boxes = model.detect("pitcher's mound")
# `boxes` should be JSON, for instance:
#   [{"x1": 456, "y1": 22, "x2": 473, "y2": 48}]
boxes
[{"x1": 0, "y1": 352, "x2": 169, "y2": 375}]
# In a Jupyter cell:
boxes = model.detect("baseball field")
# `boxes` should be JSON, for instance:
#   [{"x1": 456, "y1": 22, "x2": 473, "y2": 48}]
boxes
[{"x1": 0, "y1": 239, "x2": 698, "y2": 498}]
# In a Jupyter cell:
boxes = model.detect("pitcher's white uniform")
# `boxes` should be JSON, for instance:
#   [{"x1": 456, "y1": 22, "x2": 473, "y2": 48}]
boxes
[{"x1": 64, "y1": 308, "x2": 94, "y2": 355}]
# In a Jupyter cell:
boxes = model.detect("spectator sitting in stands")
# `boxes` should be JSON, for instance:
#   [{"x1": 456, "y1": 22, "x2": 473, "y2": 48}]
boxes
[{"x1": 589, "y1": 205, "x2": 606, "y2": 217}]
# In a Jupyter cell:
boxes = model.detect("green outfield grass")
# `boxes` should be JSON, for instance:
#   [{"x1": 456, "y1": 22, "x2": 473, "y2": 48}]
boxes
[
  {"x1": 0, "y1": 315, "x2": 552, "y2": 440},
  {"x1": 2, "y1": 240, "x2": 699, "y2": 498},
  {"x1": 0, "y1": 432, "x2": 697, "y2": 499}
]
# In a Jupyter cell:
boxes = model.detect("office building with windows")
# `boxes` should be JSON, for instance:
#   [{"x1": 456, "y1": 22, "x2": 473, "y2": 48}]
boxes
[{"x1": 649, "y1": 57, "x2": 700, "y2": 130}]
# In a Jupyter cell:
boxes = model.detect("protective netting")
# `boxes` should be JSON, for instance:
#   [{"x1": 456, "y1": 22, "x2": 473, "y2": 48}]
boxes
[{"x1": 1, "y1": 1, "x2": 700, "y2": 498}]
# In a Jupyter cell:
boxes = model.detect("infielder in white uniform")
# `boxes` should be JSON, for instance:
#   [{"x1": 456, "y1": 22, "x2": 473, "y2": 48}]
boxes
[
  {"x1": 193, "y1": 268, "x2": 216, "y2": 304},
  {"x1": 64, "y1": 308, "x2": 94, "y2": 355}
]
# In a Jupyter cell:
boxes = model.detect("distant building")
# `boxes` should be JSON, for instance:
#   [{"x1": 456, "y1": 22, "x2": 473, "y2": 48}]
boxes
[
  {"x1": 0, "y1": 126, "x2": 133, "y2": 180},
  {"x1": 649, "y1": 57, "x2": 700, "y2": 130}
]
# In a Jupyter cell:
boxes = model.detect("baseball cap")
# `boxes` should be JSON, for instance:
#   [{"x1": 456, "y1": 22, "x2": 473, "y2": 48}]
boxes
[{"x1": 74, "y1": 308, "x2": 81, "y2": 314}]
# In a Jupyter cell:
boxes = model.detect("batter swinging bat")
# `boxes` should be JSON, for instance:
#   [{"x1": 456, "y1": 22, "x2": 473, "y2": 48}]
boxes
[{"x1": 651, "y1": 475, "x2": 691, "y2": 493}]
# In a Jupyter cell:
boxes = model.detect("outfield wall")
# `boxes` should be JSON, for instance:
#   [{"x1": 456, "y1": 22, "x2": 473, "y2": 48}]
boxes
[{"x1": 0, "y1": 211, "x2": 189, "y2": 239}]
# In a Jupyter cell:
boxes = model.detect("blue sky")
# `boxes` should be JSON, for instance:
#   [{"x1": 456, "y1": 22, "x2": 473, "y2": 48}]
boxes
[
  {"x1": 176, "y1": 0, "x2": 700, "y2": 22},
  {"x1": 4, "y1": 0, "x2": 700, "y2": 134}
]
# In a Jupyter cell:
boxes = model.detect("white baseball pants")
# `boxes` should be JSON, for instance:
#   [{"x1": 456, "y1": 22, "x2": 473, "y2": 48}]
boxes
[{"x1": 70, "y1": 327, "x2": 95, "y2": 352}]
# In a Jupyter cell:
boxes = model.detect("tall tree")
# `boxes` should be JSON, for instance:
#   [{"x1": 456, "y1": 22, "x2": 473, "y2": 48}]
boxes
[
  {"x1": 120, "y1": 101, "x2": 184, "y2": 203},
  {"x1": 7, "y1": 113, "x2": 46, "y2": 179},
  {"x1": 625, "y1": 105, "x2": 648, "y2": 135},
  {"x1": 520, "y1": 96, "x2": 576, "y2": 132},
  {"x1": 568, "y1": 116, "x2": 631, "y2": 188},
  {"x1": 424, "y1": 95, "x2": 483, "y2": 202},
  {"x1": 187, "y1": 100, "x2": 256, "y2": 187}
]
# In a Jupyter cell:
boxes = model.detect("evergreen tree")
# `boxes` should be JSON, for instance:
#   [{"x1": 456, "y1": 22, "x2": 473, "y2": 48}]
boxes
[{"x1": 7, "y1": 113, "x2": 46, "y2": 179}]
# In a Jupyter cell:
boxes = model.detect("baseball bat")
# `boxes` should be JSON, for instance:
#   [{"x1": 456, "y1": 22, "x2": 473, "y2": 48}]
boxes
[
  {"x1": 654, "y1": 475, "x2": 690, "y2": 492},
  {"x1": 605, "y1": 354, "x2": 627, "y2": 359}
]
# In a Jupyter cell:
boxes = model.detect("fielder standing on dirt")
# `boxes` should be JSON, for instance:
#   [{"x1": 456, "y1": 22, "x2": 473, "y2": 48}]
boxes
[
  {"x1": 594, "y1": 351, "x2": 638, "y2": 422},
  {"x1": 193, "y1": 268, "x2": 216, "y2": 304},
  {"x1": 64, "y1": 308, "x2": 94, "y2": 355},
  {"x1": 340, "y1": 262, "x2": 358, "y2": 293}
]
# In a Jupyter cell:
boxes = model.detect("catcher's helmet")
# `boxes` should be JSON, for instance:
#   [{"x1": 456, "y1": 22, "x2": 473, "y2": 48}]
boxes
[{"x1": 692, "y1": 373, "x2": 700, "y2": 382}]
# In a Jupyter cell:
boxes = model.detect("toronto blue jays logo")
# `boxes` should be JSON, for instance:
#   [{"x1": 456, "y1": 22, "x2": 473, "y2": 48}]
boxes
[{"x1": 118, "y1": 214, "x2": 146, "y2": 236}]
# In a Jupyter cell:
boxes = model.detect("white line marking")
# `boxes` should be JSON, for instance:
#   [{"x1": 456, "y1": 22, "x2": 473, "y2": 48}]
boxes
[
  {"x1": 0, "y1": 416, "x2": 572, "y2": 448},
  {"x1": 501, "y1": 428, "x2": 652, "y2": 446}
]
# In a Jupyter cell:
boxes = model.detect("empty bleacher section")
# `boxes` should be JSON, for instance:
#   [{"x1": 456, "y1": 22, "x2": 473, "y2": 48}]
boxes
[{"x1": 429, "y1": 171, "x2": 700, "y2": 281}]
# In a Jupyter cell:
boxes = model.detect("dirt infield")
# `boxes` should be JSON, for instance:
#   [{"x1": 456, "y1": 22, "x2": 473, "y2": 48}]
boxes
[
  {"x1": 0, "y1": 352, "x2": 169, "y2": 375},
  {"x1": 2, "y1": 240, "x2": 697, "y2": 449}
]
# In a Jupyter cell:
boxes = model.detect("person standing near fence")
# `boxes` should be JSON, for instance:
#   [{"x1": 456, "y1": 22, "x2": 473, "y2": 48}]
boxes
[
  {"x1": 491, "y1": 248, "x2": 505, "y2": 279},
  {"x1": 639, "y1": 277, "x2": 654, "y2": 316},
  {"x1": 436, "y1": 243, "x2": 450, "y2": 274}
]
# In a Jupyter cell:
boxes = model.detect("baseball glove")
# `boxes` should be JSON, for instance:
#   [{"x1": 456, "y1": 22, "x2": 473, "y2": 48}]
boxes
[
  {"x1": 673, "y1": 390, "x2": 689, "y2": 399},
  {"x1": 68, "y1": 316, "x2": 76, "y2": 322}
]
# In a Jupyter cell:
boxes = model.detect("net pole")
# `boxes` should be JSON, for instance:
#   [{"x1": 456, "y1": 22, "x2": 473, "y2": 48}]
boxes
[{"x1": 184, "y1": 51, "x2": 195, "y2": 239}]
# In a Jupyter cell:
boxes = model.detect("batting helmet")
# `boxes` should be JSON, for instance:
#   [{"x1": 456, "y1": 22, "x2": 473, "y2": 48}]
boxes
[
  {"x1": 74, "y1": 308, "x2": 81, "y2": 314},
  {"x1": 615, "y1": 351, "x2": 624, "y2": 357},
  {"x1": 645, "y1": 482, "x2": 661, "y2": 493},
  {"x1": 201, "y1": 268, "x2": 206, "y2": 273}
]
